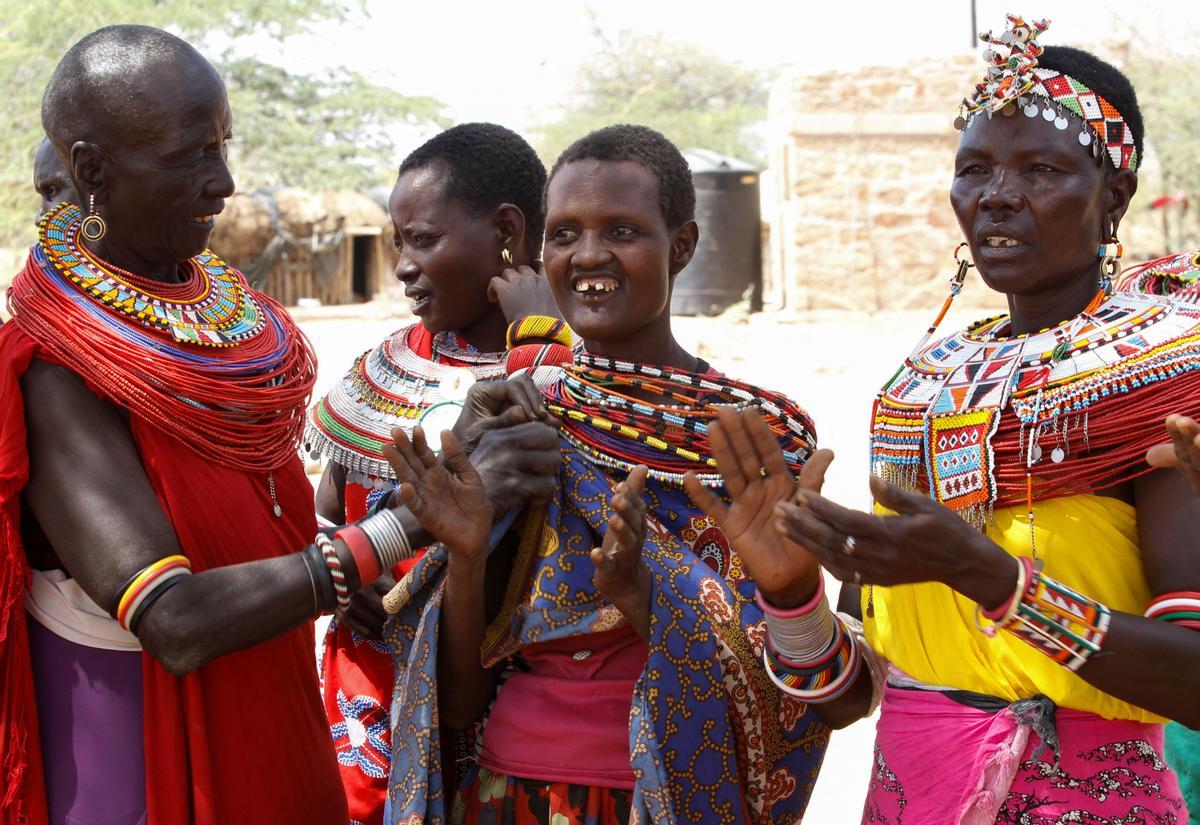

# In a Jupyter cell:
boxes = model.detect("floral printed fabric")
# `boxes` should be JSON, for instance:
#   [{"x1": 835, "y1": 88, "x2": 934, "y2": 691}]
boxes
[
  {"x1": 453, "y1": 767, "x2": 631, "y2": 825},
  {"x1": 864, "y1": 684, "x2": 1189, "y2": 824},
  {"x1": 384, "y1": 445, "x2": 831, "y2": 824}
]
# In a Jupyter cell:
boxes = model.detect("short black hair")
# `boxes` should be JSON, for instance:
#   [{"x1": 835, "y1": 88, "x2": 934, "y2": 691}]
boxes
[
  {"x1": 548, "y1": 124, "x2": 696, "y2": 229},
  {"x1": 1039, "y1": 45, "x2": 1144, "y2": 168},
  {"x1": 398, "y1": 123, "x2": 546, "y2": 258}
]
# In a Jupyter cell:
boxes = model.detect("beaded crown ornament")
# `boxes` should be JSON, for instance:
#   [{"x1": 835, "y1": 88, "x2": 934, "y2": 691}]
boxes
[{"x1": 955, "y1": 14, "x2": 1138, "y2": 171}]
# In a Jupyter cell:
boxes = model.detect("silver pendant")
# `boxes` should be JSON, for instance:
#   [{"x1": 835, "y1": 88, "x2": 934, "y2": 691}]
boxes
[
  {"x1": 1051, "y1": 447, "x2": 1066, "y2": 463},
  {"x1": 273, "y1": 503, "x2": 283, "y2": 518}
]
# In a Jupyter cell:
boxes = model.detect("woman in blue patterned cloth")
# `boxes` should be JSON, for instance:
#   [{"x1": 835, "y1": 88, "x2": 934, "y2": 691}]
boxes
[
  {"x1": 691, "y1": 15, "x2": 1200, "y2": 825},
  {"x1": 380, "y1": 125, "x2": 843, "y2": 825}
]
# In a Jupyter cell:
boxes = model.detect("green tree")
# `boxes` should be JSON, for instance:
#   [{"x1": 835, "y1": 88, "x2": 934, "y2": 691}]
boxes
[
  {"x1": 533, "y1": 25, "x2": 770, "y2": 166},
  {"x1": 1125, "y1": 32, "x2": 1200, "y2": 252},
  {"x1": 0, "y1": 0, "x2": 445, "y2": 246}
]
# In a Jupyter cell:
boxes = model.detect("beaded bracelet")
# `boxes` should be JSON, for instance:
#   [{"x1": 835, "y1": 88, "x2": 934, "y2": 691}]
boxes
[
  {"x1": 114, "y1": 554, "x2": 193, "y2": 632},
  {"x1": 1145, "y1": 591, "x2": 1200, "y2": 631},
  {"x1": 365, "y1": 482, "x2": 397, "y2": 517},
  {"x1": 315, "y1": 533, "x2": 350, "y2": 612},
  {"x1": 358, "y1": 509, "x2": 413, "y2": 571},
  {"x1": 763, "y1": 619, "x2": 862, "y2": 703},
  {"x1": 974, "y1": 556, "x2": 1033, "y2": 637},
  {"x1": 506, "y1": 315, "x2": 573, "y2": 350},
  {"x1": 999, "y1": 566, "x2": 1111, "y2": 672},
  {"x1": 336, "y1": 524, "x2": 382, "y2": 585}
]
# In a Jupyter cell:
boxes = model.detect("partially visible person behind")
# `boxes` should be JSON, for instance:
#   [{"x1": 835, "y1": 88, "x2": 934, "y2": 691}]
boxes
[
  {"x1": 33, "y1": 136, "x2": 78, "y2": 217},
  {"x1": 1148, "y1": 414, "x2": 1200, "y2": 824},
  {"x1": 1118, "y1": 248, "x2": 1200, "y2": 302},
  {"x1": 689, "y1": 17, "x2": 1200, "y2": 824},
  {"x1": 0, "y1": 25, "x2": 429, "y2": 825},
  {"x1": 384, "y1": 124, "x2": 834, "y2": 825},
  {"x1": 305, "y1": 122, "x2": 567, "y2": 825}
]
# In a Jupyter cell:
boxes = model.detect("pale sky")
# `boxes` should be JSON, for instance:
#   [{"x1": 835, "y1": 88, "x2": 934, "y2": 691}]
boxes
[{"x1": 246, "y1": 0, "x2": 1186, "y2": 152}]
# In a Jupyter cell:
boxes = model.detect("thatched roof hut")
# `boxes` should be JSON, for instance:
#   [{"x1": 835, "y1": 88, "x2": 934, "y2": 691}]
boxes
[{"x1": 210, "y1": 187, "x2": 396, "y2": 307}]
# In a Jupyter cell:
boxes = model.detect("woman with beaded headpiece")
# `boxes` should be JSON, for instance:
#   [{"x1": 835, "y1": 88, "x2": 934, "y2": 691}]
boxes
[
  {"x1": 304, "y1": 122, "x2": 568, "y2": 825},
  {"x1": 380, "y1": 125, "x2": 834, "y2": 824},
  {"x1": 688, "y1": 14, "x2": 1200, "y2": 824}
]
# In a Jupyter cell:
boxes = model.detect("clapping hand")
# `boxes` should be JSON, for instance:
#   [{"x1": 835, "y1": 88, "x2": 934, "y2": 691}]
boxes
[
  {"x1": 383, "y1": 426, "x2": 494, "y2": 561},
  {"x1": 1147, "y1": 414, "x2": 1200, "y2": 497},
  {"x1": 591, "y1": 465, "x2": 652, "y2": 642},
  {"x1": 683, "y1": 407, "x2": 833, "y2": 609}
]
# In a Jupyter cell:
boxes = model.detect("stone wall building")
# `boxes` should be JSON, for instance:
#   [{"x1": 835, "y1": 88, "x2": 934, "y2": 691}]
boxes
[{"x1": 764, "y1": 55, "x2": 1163, "y2": 313}]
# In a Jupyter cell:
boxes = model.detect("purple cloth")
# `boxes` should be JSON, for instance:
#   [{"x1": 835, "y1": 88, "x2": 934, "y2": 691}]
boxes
[{"x1": 27, "y1": 612, "x2": 146, "y2": 825}]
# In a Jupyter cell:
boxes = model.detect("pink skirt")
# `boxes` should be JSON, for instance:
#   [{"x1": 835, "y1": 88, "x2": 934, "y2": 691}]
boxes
[{"x1": 864, "y1": 682, "x2": 1189, "y2": 824}]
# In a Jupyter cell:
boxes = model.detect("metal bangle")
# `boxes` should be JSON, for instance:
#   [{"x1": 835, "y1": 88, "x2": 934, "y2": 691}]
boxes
[
  {"x1": 359, "y1": 508, "x2": 412, "y2": 571},
  {"x1": 301, "y1": 543, "x2": 336, "y2": 614}
]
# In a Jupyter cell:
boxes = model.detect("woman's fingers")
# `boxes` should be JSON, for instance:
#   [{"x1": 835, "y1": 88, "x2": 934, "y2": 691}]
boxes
[
  {"x1": 720, "y1": 406, "x2": 767, "y2": 487},
  {"x1": 744, "y1": 408, "x2": 793, "y2": 479},
  {"x1": 774, "y1": 499, "x2": 851, "y2": 559},
  {"x1": 383, "y1": 428, "x2": 426, "y2": 483},
  {"x1": 797, "y1": 448, "x2": 835, "y2": 494},
  {"x1": 411, "y1": 426, "x2": 438, "y2": 469},
  {"x1": 707, "y1": 415, "x2": 747, "y2": 497},
  {"x1": 794, "y1": 489, "x2": 889, "y2": 541}
]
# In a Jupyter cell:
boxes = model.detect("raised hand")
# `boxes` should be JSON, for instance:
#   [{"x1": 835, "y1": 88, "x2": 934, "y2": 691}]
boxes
[
  {"x1": 488, "y1": 263, "x2": 564, "y2": 325},
  {"x1": 683, "y1": 406, "x2": 833, "y2": 609},
  {"x1": 591, "y1": 465, "x2": 651, "y2": 642},
  {"x1": 1147, "y1": 414, "x2": 1200, "y2": 497},
  {"x1": 776, "y1": 475, "x2": 1015, "y2": 610},
  {"x1": 382, "y1": 426, "x2": 494, "y2": 560}
]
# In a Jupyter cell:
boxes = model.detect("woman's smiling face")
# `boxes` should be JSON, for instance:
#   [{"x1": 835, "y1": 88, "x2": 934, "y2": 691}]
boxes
[{"x1": 542, "y1": 159, "x2": 692, "y2": 348}]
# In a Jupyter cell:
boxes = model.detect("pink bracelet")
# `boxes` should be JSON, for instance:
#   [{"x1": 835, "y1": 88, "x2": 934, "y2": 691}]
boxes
[
  {"x1": 335, "y1": 525, "x2": 381, "y2": 586},
  {"x1": 983, "y1": 556, "x2": 1033, "y2": 622},
  {"x1": 755, "y1": 576, "x2": 825, "y2": 619}
]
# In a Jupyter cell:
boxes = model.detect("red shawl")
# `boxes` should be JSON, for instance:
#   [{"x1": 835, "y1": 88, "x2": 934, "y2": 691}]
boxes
[{"x1": 0, "y1": 322, "x2": 347, "y2": 823}]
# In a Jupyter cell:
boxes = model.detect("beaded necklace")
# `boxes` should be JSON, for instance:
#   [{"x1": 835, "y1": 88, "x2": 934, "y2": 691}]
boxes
[
  {"x1": 304, "y1": 324, "x2": 505, "y2": 480},
  {"x1": 872, "y1": 290, "x2": 1200, "y2": 526},
  {"x1": 39, "y1": 203, "x2": 264, "y2": 347},
  {"x1": 9, "y1": 203, "x2": 316, "y2": 471},
  {"x1": 543, "y1": 352, "x2": 817, "y2": 488}
]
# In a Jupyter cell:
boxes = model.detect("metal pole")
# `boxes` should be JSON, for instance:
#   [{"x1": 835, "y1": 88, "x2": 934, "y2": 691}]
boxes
[{"x1": 970, "y1": 0, "x2": 977, "y2": 48}]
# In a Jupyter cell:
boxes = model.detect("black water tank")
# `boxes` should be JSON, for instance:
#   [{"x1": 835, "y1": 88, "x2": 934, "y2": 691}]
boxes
[{"x1": 673, "y1": 149, "x2": 763, "y2": 316}]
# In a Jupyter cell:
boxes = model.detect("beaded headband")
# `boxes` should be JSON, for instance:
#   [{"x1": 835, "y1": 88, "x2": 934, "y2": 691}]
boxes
[{"x1": 955, "y1": 14, "x2": 1138, "y2": 172}]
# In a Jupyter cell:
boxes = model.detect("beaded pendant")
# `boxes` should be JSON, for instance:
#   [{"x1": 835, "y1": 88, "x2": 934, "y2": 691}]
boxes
[{"x1": 38, "y1": 203, "x2": 264, "y2": 347}]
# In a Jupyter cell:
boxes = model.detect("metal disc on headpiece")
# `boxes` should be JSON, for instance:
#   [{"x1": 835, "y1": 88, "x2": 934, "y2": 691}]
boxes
[
  {"x1": 1002, "y1": 103, "x2": 1017, "y2": 117},
  {"x1": 1078, "y1": 130, "x2": 1093, "y2": 146},
  {"x1": 1024, "y1": 103, "x2": 1039, "y2": 118},
  {"x1": 437, "y1": 367, "x2": 476, "y2": 402},
  {"x1": 416, "y1": 401, "x2": 465, "y2": 452},
  {"x1": 1054, "y1": 116, "x2": 1069, "y2": 131},
  {"x1": 1041, "y1": 107, "x2": 1056, "y2": 122},
  {"x1": 953, "y1": 116, "x2": 967, "y2": 131}
]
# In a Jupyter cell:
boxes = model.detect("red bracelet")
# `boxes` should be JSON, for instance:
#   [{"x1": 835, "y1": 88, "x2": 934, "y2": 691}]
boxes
[
  {"x1": 335, "y1": 525, "x2": 381, "y2": 586},
  {"x1": 755, "y1": 576, "x2": 825, "y2": 618}
]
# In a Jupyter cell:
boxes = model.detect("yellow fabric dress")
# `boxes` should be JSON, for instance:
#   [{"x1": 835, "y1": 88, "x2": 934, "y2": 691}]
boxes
[{"x1": 863, "y1": 492, "x2": 1166, "y2": 724}]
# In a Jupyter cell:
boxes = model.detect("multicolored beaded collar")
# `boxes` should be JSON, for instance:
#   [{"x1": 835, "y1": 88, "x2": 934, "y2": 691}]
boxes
[
  {"x1": 38, "y1": 202, "x2": 264, "y2": 347},
  {"x1": 542, "y1": 352, "x2": 817, "y2": 488},
  {"x1": 872, "y1": 291, "x2": 1200, "y2": 526},
  {"x1": 303, "y1": 324, "x2": 506, "y2": 480},
  {"x1": 956, "y1": 14, "x2": 1138, "y2": 171}
]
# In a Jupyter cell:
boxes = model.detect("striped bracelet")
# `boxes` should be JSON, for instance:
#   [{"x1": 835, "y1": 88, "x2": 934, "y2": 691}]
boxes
[
  {"x1": 358, "y1": 509, "x2": 413, "y2": 571},
  {"x1": 316, "y1": 533, "x2": 350, "y2": 612},
  {"x1": 114, "y1": 554, "x2": 192, "y2": 633},
  {"x1": 1145, "y1": 591, "x2": 1200, "y2": 631},
  {"x1": 506, "y1": 315, "x2": 573, "y2": 349}
]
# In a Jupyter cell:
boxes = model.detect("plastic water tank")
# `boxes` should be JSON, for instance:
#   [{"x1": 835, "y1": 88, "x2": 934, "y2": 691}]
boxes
[{"x1": 673, "y1": 149, "x2": 763, "y2": 316}]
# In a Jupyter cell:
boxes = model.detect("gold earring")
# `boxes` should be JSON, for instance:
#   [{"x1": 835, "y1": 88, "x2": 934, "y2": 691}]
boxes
[
  {"x1": 80, "y1": 193, "x2": 107, "y2": 242},
  {"x1": 1098, "y1": 233, "x2": 1122, "y2": 294},
  {"x1": 501, "y1": 247, "x2": 513, "y2": 266}
]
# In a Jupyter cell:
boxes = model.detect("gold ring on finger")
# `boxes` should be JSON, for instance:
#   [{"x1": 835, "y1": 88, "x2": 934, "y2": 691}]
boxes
[{"x1": 841, "y1": 535, "x2": 856, "y2": 556}]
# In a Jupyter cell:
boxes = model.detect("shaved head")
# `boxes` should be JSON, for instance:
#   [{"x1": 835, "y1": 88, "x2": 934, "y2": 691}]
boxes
[{"x1": 42, "y1": 25, "x2": 225, "y2": 156}]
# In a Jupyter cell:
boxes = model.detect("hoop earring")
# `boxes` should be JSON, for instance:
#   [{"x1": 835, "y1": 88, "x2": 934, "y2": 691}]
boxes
[
  {"x1": 1097, "y1": 233, "x2": 1122, "y2": 294},
  {"x1": 500, "y1": 245, "x2": 513, "y2": 266},
  {"x1": 80, "y1": 193, "x2": 107, "y2": 242}
]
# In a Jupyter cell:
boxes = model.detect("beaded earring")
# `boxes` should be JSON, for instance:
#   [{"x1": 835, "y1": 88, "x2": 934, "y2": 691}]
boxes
[
  {"x1": 80, "y1": 193, "x2": 107, "y2": 242},
  {"x1": 1098, "y1": 233, "x2": 1123, "y2": 294}
]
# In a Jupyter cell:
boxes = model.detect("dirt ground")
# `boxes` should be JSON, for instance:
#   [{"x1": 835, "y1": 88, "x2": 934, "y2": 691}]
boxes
[{"x1": 298, "y1": 297, "x2": 1007, "y2": 823}]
